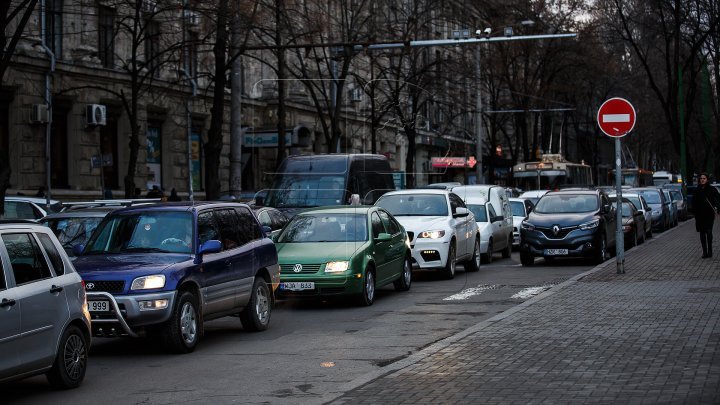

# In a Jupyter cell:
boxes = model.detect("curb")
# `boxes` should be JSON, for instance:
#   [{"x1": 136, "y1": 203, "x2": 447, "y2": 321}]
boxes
[{"x1": 314, "y1": 219, "x2": 692, "y2": 405}]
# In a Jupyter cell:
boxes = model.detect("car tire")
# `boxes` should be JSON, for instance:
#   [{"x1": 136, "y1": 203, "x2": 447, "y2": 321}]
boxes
[
  {"x1": 502, "y1": 236, "x2": 512, "y2": 258},
  {"x1": 594, "y1": 236, "x2": 607, "y2": 265},
  {"x1": 464, "y1": 238, "x2": 481, "y2": 272},
  {"x1": 441, "y1": 242, "x2": 456, "y2": 279},
  {"x1": 481, "y1": 239, "x2": 493, "y2": 264},
  {"x1": 358, "y1": 267, "x2": 376, "y2": 306},
  {"x1": 393, "y1": 256, "x2": 413, "y2": 291},
  {"x1": 240, "y1": 277, "x2": 272, "y2": 332},
  {"x1": 46, "y1": 325, "x2": 88, "y2": 390},
  {"x1": 520, "y1": 248, "x2": 534, "y2": 266},
  {"x1": 161, "y1": 291, "x2": 200, "y2": 353}
]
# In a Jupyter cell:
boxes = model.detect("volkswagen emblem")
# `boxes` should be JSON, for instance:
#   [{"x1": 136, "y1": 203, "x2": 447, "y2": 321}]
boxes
[
  {"x1": 552, "y1": 225, "x2": 560, "y2": 236},
  {"x1": 86, "y1": 282, "x2": 95, "y2": 290},
  {"x1": 293, "y1": 264, "x2": 303, "y2": 273}
]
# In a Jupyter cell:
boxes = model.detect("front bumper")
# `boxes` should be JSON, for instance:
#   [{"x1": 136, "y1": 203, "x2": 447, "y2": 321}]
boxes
[
  {"x1": 409, "y1": 237, "x2": 450, "y2": 269},
  {"x1": 277, "y1": 273, "x2": 364, "y2": 298},
  {"x1": 520, "y1": 228, "x2": 600, "y2": 258},
  {"x1": 87, "y1": 290, "x2": 177, "y2": 337}
]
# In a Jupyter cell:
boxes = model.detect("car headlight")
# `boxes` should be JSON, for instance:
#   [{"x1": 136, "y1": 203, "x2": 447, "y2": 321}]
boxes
[
  {"x1": 579, "y1": 219, "x2": 600, "y2": 230},
  {"x1": 325, "y1": 261, "x2": 349, "y2": 273},
  {"x1": 622, "y1": 225, "x2": 633, "y2": 232},
  {"x1": 521, "y1": 221, "x2": 535, "y2": 231},
  {"x1": 131, "y1": 275, "x2": 166, "y2": 290},
  {"x1": 419, "y1": 230, "x2": 445, "y2": 239}
]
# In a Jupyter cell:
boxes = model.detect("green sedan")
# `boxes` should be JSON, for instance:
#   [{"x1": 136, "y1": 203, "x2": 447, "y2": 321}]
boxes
[{"x1": 274, "y1": 206, "x2": 412, "y2": 306}]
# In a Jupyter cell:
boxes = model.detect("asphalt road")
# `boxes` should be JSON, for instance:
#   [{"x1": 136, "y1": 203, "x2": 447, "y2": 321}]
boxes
[{"x1": 4, "y1": 252, "x2": 597, "y2": 404}]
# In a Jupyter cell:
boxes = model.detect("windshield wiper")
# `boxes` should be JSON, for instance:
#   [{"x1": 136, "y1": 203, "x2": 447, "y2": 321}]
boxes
[{"x1": 122, "y1": 247, "x2": 172, "y2": 253}]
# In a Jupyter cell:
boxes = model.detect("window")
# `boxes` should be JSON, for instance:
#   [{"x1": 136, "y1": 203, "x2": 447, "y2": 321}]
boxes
[
  {"x1": 197, "y1": 212, "x2": 219, "y2": 246},
  {"x1": 98, "y1": 6, "x2": 115, "y2": 68},
  {"x1": 3, "y1": 201, "x2": 41, "y2": 220},
  {"x1": 257, "y1": 211, "x2": 271, "y2": 228},
  {"x1": 215, "y1": 209, "x2": 242, "y2": 249},
  {"x1": 236, "y1": 207, "x2": 262, "y2": 242},
  {"x1": 488, "y1": 204, "x2": 497, "y2": 221},
  {"x1": 51, "y1": 107, "x2": 69, "y2": 188},
  {"x1": 449, "y1": 194, "x2": 466, "y2": 214},
  {"x1": 2, "y1": 233, "x2": 52, "y2": 285},
  {"x1": 145, "y1": 20, "x2": 160, "y2": 77},
  {"x1": 0, "y1": 260, "x2": 6, "y2": 290},
  {"x1": 99, "y1": 116, "x2": 119, "y2": 188},
  {"x1": 371, "y1": 212, "x2": 385, "y2": 238},
  {"x1": 38, "y1": 233, "x2": 65, "y2": 276},
  {"x1": 377, "y1": 210, "x2": 399, "y2": 235},
  {"x1": 269, "y1": 210, "x2": 288, "y2": 230},
  {"x1": 47, "y1": 0, "x2": 63, "y2": 58}
]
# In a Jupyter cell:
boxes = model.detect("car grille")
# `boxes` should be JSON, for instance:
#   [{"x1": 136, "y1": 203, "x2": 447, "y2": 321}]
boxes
[
  {"x1": 406, "y1": 231, "x2": 414, "y2": 242},
  {"x1": 536, "y1": 226, "x2": 577, "y2": 240},
  {"x1": 280, "y1": 263, "x2": 322, "y2": 274},
  {"x1": 85, "y1": 280, "x2": 125, "y2": 293}
]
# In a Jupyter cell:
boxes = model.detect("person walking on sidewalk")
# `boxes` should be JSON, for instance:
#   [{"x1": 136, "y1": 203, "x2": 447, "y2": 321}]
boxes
[{"x1": 692, "y1": 173, "x2": 720, "y2": 258}]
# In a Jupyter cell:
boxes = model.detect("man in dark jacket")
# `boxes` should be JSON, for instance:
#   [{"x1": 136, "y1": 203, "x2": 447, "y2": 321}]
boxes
[{"x1": 692, "y1": 173, "x2": 720, "y2": 258}]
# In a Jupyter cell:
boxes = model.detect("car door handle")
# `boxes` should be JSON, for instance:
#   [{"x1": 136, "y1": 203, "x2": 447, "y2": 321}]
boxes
[
  {"x1": 0, "y1": 298, "x2": 16, "y2": 308},
  {"x1": 49, "y1": 285, "x2": 63, "y2": 294}
]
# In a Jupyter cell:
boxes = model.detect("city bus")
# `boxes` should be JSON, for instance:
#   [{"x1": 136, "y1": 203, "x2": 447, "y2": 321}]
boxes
[
  {"x1": 511, "y1": 154, "x2": 593, "y2": 190},
  {"x1": 609, "y1": 168, "x2": 654, "y2": 187}
]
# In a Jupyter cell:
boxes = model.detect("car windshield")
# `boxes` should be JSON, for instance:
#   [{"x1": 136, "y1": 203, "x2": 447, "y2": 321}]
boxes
[
  {"x1": 467, "y1": 205, "x2": 488, "y2": 222},
  {"x1": 84, "y1": 211, "x2": 193, "y2": 254},
  {"x1": 670, "y1": 191, "x2": 682, "y2": 201},
  {"x1": 626, "y1": 196, "x2": 642, "y2": 211},
  {"x1": 612, "y1": 202, "x2": 634, "y2": 217},
  {"x1": 635, "y1": 190, "x2": 661, "y2": 204},
  {"x1": 534, "y1": 195, "x2": 599, "y2": 214},
  {"x1": 278, "y1": 213, "x2": 367, "y2": 243},
  {"x1": 376, "y1": 194, "x2": 448, "y2": 217},
  {"x1": 510, "y1": 201, "x2": 526, "y2": 217},
  {"x1": 265, "y1": 175, "x2": 347, "y2": 208},
  {"x1": 43, "y1": 216, "x2": 105, "y2": 255}
]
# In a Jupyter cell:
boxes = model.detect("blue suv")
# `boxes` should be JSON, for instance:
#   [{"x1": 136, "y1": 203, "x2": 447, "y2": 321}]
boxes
[{"x1": 72, "y1": 202, "x2": 279, "y2": 353}]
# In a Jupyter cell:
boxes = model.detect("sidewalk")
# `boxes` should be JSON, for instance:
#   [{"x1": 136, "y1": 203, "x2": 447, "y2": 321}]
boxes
[{"x1": 324, "y1": 220, "x2": 720, "y2": 404}]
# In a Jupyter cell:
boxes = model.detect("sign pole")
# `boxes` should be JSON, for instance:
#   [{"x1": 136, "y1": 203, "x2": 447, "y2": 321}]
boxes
[{"x1": 614, "y1": 138, "x2": 625, "y2": 274}]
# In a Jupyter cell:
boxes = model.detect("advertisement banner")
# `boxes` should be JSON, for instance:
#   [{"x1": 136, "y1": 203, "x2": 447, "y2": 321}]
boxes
[{"x1": 146, "y1": 127, "x2": 162, "y2": 189}]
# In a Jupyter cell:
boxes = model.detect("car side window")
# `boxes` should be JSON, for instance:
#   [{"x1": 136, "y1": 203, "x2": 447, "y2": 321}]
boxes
[
  {"x1": 215, "y1": 209, "x2": 242, "y2": 250},
  {"x1": 0, "y1": 259, "x2": 6, "y2": 290},
  {"x1": 198, "y1": 211, "x2": 220, "y2": 246},
  {"x1": 270, "y1": 210, "x2": 288, "y2": 230},
  {"x1": 377, "y1": 210, "x2": 400, "y2": 235},
  {"x1": 488, "y1": 204, "x2": 497, "y2": 220},
  {"x1": 37, "y1": 233, "x2": 65, "y2": 276},
  {"x1": 371, "y1": 212, "x2": 385, "y2": 238},
  {"x1": 235, "y1": 207, "x2": 262, "y2": 244},
  {"x1": 2, "y1": 233, "x2": 52, "y2": 285},
  {"x1": 449, "y1": 193, "x2": 466, "y2": 214}
]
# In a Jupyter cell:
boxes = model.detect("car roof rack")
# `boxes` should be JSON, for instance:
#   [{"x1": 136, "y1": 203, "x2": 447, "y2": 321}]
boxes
[
  {"x1": 61, "y1": 198, "x2": 162, "y2": 211},
  {"x1": 0, "y1": 219, "x2": 39, "y2": 225}
]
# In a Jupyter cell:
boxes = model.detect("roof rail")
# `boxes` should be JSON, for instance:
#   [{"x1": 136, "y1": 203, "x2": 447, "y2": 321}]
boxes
[{"x1": 60, "y1": 198, "x2": 162, "y2": 211}]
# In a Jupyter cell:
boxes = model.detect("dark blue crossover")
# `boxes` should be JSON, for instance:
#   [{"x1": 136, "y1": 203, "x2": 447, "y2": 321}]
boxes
[{"x1": 72, "y1": 202, "x2": 280, "y2": 353}]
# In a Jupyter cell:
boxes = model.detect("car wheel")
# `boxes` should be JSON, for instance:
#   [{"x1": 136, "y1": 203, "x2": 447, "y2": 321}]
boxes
[
  {"x1": 594, "y1": 236, "x2": 607, "y2": 265},
  {"x1": 46, "y1": 325, "x2": 88, "y2": 389},
  {"x1": 464, "y1": 238, "x2": 481, "y2": 272},
  {"x1": 358, "y1": 267, "x2": 376, "y2": 306},
  {"x1": 520, "y1": 248, "x2": 534, "y2": 266},
  {"x1": 393, "y1": 255, "x2": 413, "y2": 291},
  {"x1": 481, "y1": 239, "x2": 493, "y2": 264},
  {"x1": 161, "y1": 291, "x2": 200, "y2": 353},
  {"x1": 441, "y1": 242, "x2": 456, "y2": 279},
  {"x1": 240, "y1": 277, "x2": 272, "y2": 332},
  {"x1": 502, "y1": 236, "x2": 512, "y2": 258}
]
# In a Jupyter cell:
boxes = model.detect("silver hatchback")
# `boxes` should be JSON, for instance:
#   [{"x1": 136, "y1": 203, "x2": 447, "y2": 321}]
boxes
[{"x1": 0, "y1": 221, "x2": 91, "y2": 389}]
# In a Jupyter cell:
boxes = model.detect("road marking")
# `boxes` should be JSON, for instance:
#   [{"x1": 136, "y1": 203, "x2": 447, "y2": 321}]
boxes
[
  {"x1": 511, "y1": 286, "x2": 551, "y2": 300},
  {"x1": 602, "y1": 114, "x2": 630, "y2": 123},
  {"x1": 443, "y1": 284, "x2": 499, "y2": 301}
]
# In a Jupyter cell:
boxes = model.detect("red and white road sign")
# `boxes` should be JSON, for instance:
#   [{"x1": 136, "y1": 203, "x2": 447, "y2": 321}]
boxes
[{"x1": 597, "y1": 97, "x2": 636, "y2": 137}]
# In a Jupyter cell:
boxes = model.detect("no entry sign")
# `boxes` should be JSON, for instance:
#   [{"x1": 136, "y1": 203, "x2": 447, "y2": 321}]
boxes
[{"x1": 597, "y1": 98, "x2": 636, "y2": 137}]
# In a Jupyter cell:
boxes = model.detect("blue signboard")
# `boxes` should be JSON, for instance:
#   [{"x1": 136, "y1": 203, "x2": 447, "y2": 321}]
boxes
[
  {"x1": 393, "y1": 171, "x2": 406, "y2": 190},
  {"x1": 243, "y1": 132, "x2": 292, "y2": 147}
]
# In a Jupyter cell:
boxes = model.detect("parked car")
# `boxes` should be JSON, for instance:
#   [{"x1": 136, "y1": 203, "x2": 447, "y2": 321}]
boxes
[
  {"x1": 610, "y1": 193, "x2": 652, "y2": 239},
  {"x1": 451, "y1": 185, "x2": 513, "y2": 257},
  {"x1": 3, "y1": 197, "x2": 62, "y2": 220},
  {"x1": 375, "y1": 189, "x2": 480, "y2": 279},
  {"x1": 464, "y1": 197, "x2": 507, "y2": 264},
  {"x1": 0, "y1": 220, "x2": 91, "y2": 388},
  {"x1": 519, "y1": 189, "x2": 617, "y2": 266},
  {"x1": 661, "y1": 189, "x2": 679, "y2": 227},
  {"x1": 252, "y1": 205, "x2": 289, "y2": 232},
  {"x1": 40, "y1": 207, "x2": 117, "y2": 257},
  {"x1": 422, "y1": 182, "x2": 463, "y2": 190},
  {"x1": 72, "y1": 202, "x2": 279, "y2": 353},
  {"x1": 610, "y1": 197, "x2": 646, "y2": 247},
  {"x1": 274, "y1": 206, "x2": 411, "y2": 305},
  {"x1": 518, "y1": 190, "x2": 549, "y2": 206},
  {"x1": 629, "y1": 188, "x2": 671, "y2": 231},
  {"x1": 509, "y1": 198, "x2": 534, "y2": 248},
  {"x1": 669, "y1": 190, "x2": 688, "y2": 221}
]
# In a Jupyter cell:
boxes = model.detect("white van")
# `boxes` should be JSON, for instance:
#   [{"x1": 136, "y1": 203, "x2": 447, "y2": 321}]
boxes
[{"x1": 451, "y1": 185, "x2": 513, "y2": 257}]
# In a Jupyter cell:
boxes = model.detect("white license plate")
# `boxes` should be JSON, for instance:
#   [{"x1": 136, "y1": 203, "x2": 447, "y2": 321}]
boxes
[
  {"x1": 89, "y1": 300, "x2": 110, "y2": 312},
  {"x1": 544, "y1": 249, "x2": 568, "y2": 256},
  {"x1": 280, "y1": 282, "x2": 315, "y2": 291}
]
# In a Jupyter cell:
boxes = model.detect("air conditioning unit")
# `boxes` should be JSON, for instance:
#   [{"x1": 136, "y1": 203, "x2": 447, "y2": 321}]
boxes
[
  {"x1": 30, "y1": 104, "x2": 49, "y2": 124},
  {"x1": 184, "y1": 10, "x2": 200, "y2": 27},
  {"x1": 86, "y1": 104, "x2": 107, "y2": 126}
]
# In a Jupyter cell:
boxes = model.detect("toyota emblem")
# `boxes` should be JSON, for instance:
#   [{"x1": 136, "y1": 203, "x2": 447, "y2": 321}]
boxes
[
  {"x1": 293, "y1": 264, "x2": 303, "y2": 273},
  {"x1": 86, "y1": 282, "x2": 95, "y2": 290},
  {"x1": 552, "y1": 225, "x2": 560, "y2": 235}
]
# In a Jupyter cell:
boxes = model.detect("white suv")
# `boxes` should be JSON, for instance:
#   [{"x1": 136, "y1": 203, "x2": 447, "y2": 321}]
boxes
[
  {"x1": 0, "y1": 220, "x2": 91, "y2": 388},
  {"x1": 375, "y1": 190, "x2": 480, "y2": 279}
]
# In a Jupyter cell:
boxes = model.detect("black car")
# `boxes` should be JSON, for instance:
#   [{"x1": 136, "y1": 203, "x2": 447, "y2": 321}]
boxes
[
  {"x1": 251, "y1": 205, "x2": 289, "y2": 232},
  {"x1": 519, "y1": 190, "x2": 617, "y2": 266},
  {"x1": 611, "y1": 197, "x2": 646, "y2": 247}
]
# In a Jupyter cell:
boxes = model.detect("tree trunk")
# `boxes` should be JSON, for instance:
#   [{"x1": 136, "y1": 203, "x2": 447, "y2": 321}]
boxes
[
  {"x1": 124, "y1": 121, "x2": 140, "y2": 198},
  {"x1": 404, "y1": 127, "x2": 416, "y2": 188}
]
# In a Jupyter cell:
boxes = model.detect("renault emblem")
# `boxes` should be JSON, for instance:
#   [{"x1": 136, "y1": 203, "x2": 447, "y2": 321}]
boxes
[
  {"x1": 293, "y1": 264, "x2": 303, "y2": 273},
  {"x1": 552, "y1": 225, "x2": 560, "y2": 236},
  {"x1": 86, "y1": 282, "x2": 95, "y2": 290}
]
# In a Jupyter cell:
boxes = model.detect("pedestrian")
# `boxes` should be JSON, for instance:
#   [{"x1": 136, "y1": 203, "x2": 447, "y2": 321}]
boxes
[
  {"x1": 691, "y1": 173, "x2": 720, "y2": 258},
  {"x1": 35, "y1": 186, "x2": 46, "y2": 198},
  {"x1": 146, "y1": 185, "x2": 162, "y2": 199},
  {"x1": 168, "y1": 188, "x2": 181, "y2": 202},
  {"x1": 104, "y1": 188, "x2": 114, "y2": 199}
]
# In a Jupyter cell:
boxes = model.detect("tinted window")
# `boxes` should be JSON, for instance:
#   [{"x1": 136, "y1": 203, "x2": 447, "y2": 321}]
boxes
[
  {"x1": 488, "y1": 204, "x2": 497, "y2": 219},
  {"x1": 377, "y1": 210, "x2": 400, "y2": 235},
  {"x1": 215, "y1": 209, "x2": 242, "y2": 249},
  {"x1": 634, "y1": 190, "x2": 661, "y2": 204},
  {"x1": 4, "y1": 201, "x2": 40, "y2": 220},
  {"x1": 198, "y1": 211, "x2": 219, "y2": 246},
  {"x1": 371, "y1": 212, "x2": 385, "y2": 238},
  {"x1": 376, "y1": 194, "x2": 448, "y2": 217},
  {"x1": 266, "y1": 157, "x2": 349, "y2": 208},
  {"x1": 43, "y1": 216, "x2": 104, "y2": 255},
  {"x1": 236, "y1": 207, "x2": 262, "y2": 243},
  {"x1": 38, "y1": 233, "x2": 65, "y2": 276},
  {"x1": 2, "y1": 233, "x2": 52, "y2": 285},
  {"x1": 86, "y1": 211, "x2": 193, "y2": 254}
]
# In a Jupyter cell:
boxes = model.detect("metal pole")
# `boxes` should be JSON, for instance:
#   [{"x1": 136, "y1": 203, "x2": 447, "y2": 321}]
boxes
[
  {"x1": 182, "y1": 0, "x2": 196, "y2": 202},
  {"x1": 40, "y1": 0, "x2": 55, "y2": 209},
  {"x1": 614, "y1": 138, "x2": 625, "y2": 274},
  {"x1": 229, "y1": 18, "x2": 243, "y2": 198},
  {"x1": 475, "y1": 45, "x2": 483, "y2": 184}
]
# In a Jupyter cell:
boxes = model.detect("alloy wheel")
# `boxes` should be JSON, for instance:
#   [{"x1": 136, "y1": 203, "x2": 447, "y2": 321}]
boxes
[
  {"x1": 254, "y1": 284, "x2": 270, "y2": 325},
  {"x1": 180, "y1": 302, "x2": 197, "y2": 345},
  {"x1": 63, "y1": 334, "x2": 87, "y2": 381}
]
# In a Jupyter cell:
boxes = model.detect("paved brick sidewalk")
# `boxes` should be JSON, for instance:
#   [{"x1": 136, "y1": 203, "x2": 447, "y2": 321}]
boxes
[{"x1": 325, "y1": 220, "x2": 720, "y2": 404}]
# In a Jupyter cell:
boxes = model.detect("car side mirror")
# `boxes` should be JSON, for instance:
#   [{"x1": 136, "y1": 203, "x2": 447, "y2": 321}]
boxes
[
  {"x1": 494, "y1": 215, "x2": 504, "y2": 223},
  {"x1": 262, "y1": 225, "x2": 272, "y2": 235},
  {"x1": 453, "y1": 207, "x2": 470, "y2": 218},
  {"x1": 375, "y1": 233, "x2": 392, "y2": 242},
  {"x1": 198, "y1": 240, "x2": 222, "y2": 255},
  {"x1": 72, "y1": 244, "x2": 85, "y2": 256}
]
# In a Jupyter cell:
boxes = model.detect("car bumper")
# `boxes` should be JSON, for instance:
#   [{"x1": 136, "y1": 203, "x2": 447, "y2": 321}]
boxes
[
  {"x1": 513, "y1": 227, "x2": 520, "y2": 246},
  {"x1": 87, "y1": 290, "x2": 177, "y2": 337},
  {"x1": 409, "y1": 237, "x2": 450, "y2": 269},
  {"x1": 520, "y1": 228, "x2": 600, "y2": 258},
  {"x1": 277, "y1": 273, "x2": 364, "y2": 297}
]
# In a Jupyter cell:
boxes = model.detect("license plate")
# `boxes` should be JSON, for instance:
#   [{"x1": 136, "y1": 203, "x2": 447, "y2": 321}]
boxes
[
  {"x1": 89, "y1": 300, "x2": 110, "y2": 312},
  {"x1": 280, "y1": 282, "x2": 315, "y2": 291},
  {"x1": 544, "y1": 249, "x2": 568, "y2": 256}
]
